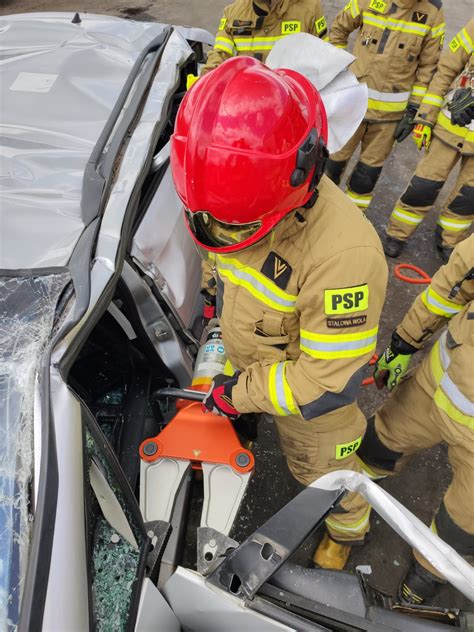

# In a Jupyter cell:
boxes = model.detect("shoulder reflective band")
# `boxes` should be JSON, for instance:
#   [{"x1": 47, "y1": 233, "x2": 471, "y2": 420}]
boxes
[
  {"x1": 324, "y1": 284, "x2": 369, "y2": 315},
  {"x1": 431, "y1": 22, "x2": 445, "y2": 40},
  {"x1": 438, "y1": 215, "x2": 473, "y2": 233},
  {"x1": 344, "y1": 0, "x2": 360, "y2": 19},
  {"x1": 300, "y1": 326, "x2": 378, "y2": 360},
  {"x1": 219, "y1": 17, "x2": 227, "y2": 30},
  {"x1": 281, "y1": 20, "x2": 301, "y2": 34},
  {"x1": 362, "y1": 12, "x2": 431, "y2": 37},
  {"x1": 215, "y1": 36, "x2": 236, "y2": 55},
  {"x1": 391, "y1": 207, "x2": 424, "y2": 225},
  {"x1": 458, "y1": 27, "x2": 474, "y2": 54},
  {"x1": 315, "y1": 16, "x2": 327, "y2": 34},
  {"x1": 421, "y1": 92, "x2": 444, "y2": 107},
  {"x1": 325, "y1": 505, "x2": 371, "y2": 535},
  {"x1": 216, "y1": 255, "x2": 297, "y2": 312},
  {"x1": 335, "y1": 436, "x2": 362, "y2": 459},
  {"x1": 421, "y1": 286, "x2": 463, "y2": 317},
  {"x1": 269, "y1": 362, "x2": 299, "y2": 416}
]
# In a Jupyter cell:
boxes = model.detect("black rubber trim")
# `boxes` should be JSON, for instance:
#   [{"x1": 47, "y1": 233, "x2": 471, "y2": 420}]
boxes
[
  {"x1": 377, "y1": 3, "x2": 398, "y2": 54},
  {"x1": 81, "y1": 27, "x2": 172, "y2": 224}
]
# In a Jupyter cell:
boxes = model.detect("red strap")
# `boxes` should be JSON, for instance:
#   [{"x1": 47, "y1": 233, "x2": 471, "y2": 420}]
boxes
[
  {"x1": 394, "y1": 263, "x2": 431, "y2": 285},
  {"x1": 203, "y1": 304, "x2": 216, "y2": 319}
]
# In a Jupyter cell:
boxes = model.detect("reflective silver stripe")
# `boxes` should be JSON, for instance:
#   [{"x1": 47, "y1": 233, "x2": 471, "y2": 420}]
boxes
[
  {"x1": 217, "y1": 257, "x2": 297, "y2": 311},
  {"x1": 440, "y1": 373, "x2": 474, "y2": 416},
  {"x1": 367, "y1": 88, "x2": 411, "y2": 103},
  {"x1": 422, "y1": 288, "x2": 463, "y2": 315},
  {"x1": 274, "y1": 363, "x2": 294, "y2": 415},
  {"x1": 300, "y1": 332, "x2": 377, "y2": 353},
  {"x1": 439, "y1": 331, "x2": 450, "y2": 370},
  {"x1": 459, "y1": 27, "x2": 474, "y2": 54}
]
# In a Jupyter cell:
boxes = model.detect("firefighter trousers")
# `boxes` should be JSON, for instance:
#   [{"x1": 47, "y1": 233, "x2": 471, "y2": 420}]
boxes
[
  {"x1": 357, "y1": 342, "x2": 474, "y2": 577},
  {"x1": 386, "y1": 137, "x2": 474, "y2": 248},
  {"x1": 273, "y1": 401, "x2": 371, "y2": 544},
  {"x1": 326, "y1": 120, "x2": 398, "y2": 211}
]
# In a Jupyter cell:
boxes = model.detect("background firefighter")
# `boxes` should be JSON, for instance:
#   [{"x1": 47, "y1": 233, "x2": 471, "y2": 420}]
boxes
[
  {"x1": 326, "y1": 0, "x2": 445, "y2": 211},
  {"x1": 357, "y1": 235, "x2": 474, "y2": 604},
  {"x1": 384, "y1": 18, "x2": 474, "y2": 262},
  {"x1": 171, "y1": 56, "x2": 388, "y2": 570}
]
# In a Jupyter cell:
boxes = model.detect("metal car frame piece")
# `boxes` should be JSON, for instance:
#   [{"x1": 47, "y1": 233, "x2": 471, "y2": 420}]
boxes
[{"x1": 162, "y1": 472, "x2": 474, "y2": 632}]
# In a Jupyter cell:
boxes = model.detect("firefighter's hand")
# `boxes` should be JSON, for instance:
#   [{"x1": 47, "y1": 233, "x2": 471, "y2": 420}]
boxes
[
  {"x1": 412, "y1": 123, "x2": 432, "y2": 150},
  {"x1": 373, "y1": 347, "x2": 412, "y2": 391},
  {"x1": 202, "y1": 374, "x2": 240, "y2": 421},
  {"x1": 202, "y1": 289, "x2": 216, "y2": 322},
  {"x1": 393, "y1": 103, "x2": 418, "y2": 143},
  {"x1": 448, "y1": 88, "x2": 474, "y2": 127},
  {"x1": 374, "y1": 333, "x2": 418, "y2": 391}
]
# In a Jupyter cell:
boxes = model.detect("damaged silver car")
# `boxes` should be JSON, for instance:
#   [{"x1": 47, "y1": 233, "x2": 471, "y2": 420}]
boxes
[{"x1": 1, "y1": 12, "x2": 473, "y2": 632}]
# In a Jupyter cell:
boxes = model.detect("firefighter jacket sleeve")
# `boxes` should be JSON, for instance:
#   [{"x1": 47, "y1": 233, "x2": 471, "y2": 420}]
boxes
[
  {"x1": 201, "y1": 9, "x2": 235, "y2": 75},
  {"x1": 329, "y1": 0, "x2": 362, "y2": 49},
  {"x1": 232, "y1": 246, "x2": 387, "y2": 420},
  {"x1": 409, "y1": 6, "x2": 445, "y2": 106},
  {"x1": 396, "y1": 236, "x2": 474, "y2": 349},
  {"x1": 416, "y1": 21, "x2": 473, "y2": 126}
]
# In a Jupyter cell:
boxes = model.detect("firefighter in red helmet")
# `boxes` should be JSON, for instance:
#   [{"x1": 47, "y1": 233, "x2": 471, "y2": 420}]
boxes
[{"x1": 171, "y1": 57, "x2": 388, "y2": 568}]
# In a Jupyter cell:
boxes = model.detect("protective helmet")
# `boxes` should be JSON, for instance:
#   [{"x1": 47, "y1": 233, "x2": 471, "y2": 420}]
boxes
[{"x1": 171, "y1": 56, "x2": 328, "y2": 253}]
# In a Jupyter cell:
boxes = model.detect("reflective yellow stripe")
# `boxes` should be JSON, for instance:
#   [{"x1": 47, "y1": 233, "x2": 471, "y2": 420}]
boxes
[
  {"x1": 437, "y1": 111, "x2": 474, "y2": 142},
  {"x1": 334, "y1": 43, "x2": 348, "y2": 48},
  {"x1": 300, "y1": 326, "x2": 378, "y2": 360},
  {"x1": 215, "y1": 36, "x2": 235, "y2": 55},
  {"x1": 346, "y1": 189, "x2": 372, "y2": 207},
  {"x1": 421, "y1": 92, "x2": 444, "y2": 107},
  {"x1": 438, "y1": 215, "x2": 473, "y2": 232},
  {"x1": 234, "y1": 35, "x2": 283, "y2": 52},
  {"x1": 367, "y1": 98, "x2": 408, "y2": 112},
  {"x1": 269, "y1": 362, "x2": 299, "y2": 416},
  {"x1": 422, "y1": 287, "x2": 463, "y2": 317},
  {"x1": 411, "y1": 85, "x2": 427, "y2": 97},
  {"x1": 431, "y1": 22, "x2": 445, "y2": 39},
  {"x1": 362, "y1": 12, "x2": 430, "y2": 36},
  {"x1": 216, "y1": 255, "x2": 297, "y2": 313},
  {"x1": 458, "y1": 27, "x2": 474, "y2": 54},
  {"x1": 326, "y1": 505, "x2": 371, "y2": 535},
  {"x1": 391, "y1": 207, "x2": 424, "y2": 225},
  {"x1": 355, "y1": 455, "x2": 387, "y2": 480},
  {"x1": 344, "y1": 0, "x2": 360, "y2": 19},
  {"x1": 434, "y1": 388, "x2": 474, "y2": 429},
  {"x1": 430, "y1": 341, "x2": 444, "y2": 383}
]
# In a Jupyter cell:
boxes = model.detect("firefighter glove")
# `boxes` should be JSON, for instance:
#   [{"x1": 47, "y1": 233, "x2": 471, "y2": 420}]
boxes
[
  {"x1": 448, "y1": 88, "x2": 474, "y2": 127},
  {"x1": 202, "y1": 289, "x2": 216, "y2": 321},
  {"x1": 202, "y1": 373, "x2": 240, "y2": 421},
  {"x1": 393, "y1": 103, "x2": 419, "y2": 143},
  {"x1": 412, "y1": 123, "x2": 432, "y2": 151},
  {"x1": 374, "y1": 333, "x2": 417, "y2": 391}
]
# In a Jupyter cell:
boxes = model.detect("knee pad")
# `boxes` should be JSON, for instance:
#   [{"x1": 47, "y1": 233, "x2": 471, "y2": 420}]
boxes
[
  {"x1": 325, "y1": 158, "x2": 346, "y2": 185},
  {"x1": 401, "y1": 175, "x2": 443, "y2": 207},
  {"x1": 357, "y1": 416, "x2": 403, "y2": 472},
  {"x1": 348, "y1": 161, "x2": 382, "y2": 195},
  {"x1": 448, "y1": 184, "x2": 474, "y2": 216},
  {"x1": 434, "y1": 501, "x2": 474, "y2": 556}
]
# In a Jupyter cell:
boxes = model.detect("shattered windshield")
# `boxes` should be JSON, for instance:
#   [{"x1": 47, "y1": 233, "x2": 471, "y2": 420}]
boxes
[{"x1": 0, "y1": 273, "x2": 70, "y2": 631}]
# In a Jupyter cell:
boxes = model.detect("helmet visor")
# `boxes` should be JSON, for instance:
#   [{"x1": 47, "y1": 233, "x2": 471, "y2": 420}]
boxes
[{"x1": 185, "y1": 210, "x2": 262, "y2": 249}]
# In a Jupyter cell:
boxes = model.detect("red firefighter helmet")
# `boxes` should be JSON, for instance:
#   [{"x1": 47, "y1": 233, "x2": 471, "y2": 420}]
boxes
[{"x1": 171, "y1": 56, "x2": 328, "y2": 253}]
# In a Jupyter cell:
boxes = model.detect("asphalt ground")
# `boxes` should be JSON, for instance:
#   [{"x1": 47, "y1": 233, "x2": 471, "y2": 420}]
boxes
[{"x1": 2, "y1": 0, "x2": 472, "y2": 612}]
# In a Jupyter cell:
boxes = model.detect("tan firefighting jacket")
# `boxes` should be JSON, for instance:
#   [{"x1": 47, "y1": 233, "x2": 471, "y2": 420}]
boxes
[
  {"x1": 396, "y1": 235, "x2": 474, "y2": 429},
  {"x1": 201, "y1": 0, "x2": 328, "y2": 75},
  {"x1": 329, "y1": 0, "x2": 445, "y2": 122},
  {"x1": 214, "y1": 175, "x2": 388, "y2": 420},
  {"x1": 415, "y1": 19, "x2": 474, "y2": 156}
]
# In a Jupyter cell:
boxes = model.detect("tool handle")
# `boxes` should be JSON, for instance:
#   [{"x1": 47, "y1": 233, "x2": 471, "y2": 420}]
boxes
[{"x1": 152, "y1": 387, "x2": 206, "y2": 402}]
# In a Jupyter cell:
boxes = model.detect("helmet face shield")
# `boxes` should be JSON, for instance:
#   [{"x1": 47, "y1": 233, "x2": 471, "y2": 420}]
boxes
[{"x1": 185, "y1": 210, "x2": 262, "y2": 250}]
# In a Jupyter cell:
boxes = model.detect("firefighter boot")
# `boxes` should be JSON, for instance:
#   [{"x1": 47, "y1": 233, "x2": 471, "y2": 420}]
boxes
[
  {"x1": 398, "y1": 560, "x2": 446, "y2": 605},
  {"x1": 435, "y1": 226, "x2": 454, "y2": 264},
  {"x1": 313, "y1": 533, "x2": 351, "y2": 570},
  {"x1": 382, "y1": 234, "x2": 406, "y2": 258}
]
